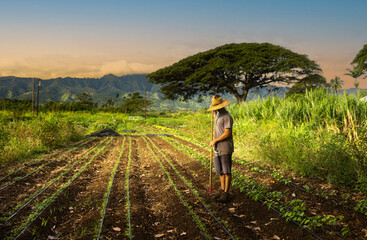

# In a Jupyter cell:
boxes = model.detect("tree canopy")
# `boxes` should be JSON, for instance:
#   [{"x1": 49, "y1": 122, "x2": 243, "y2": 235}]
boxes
[
  {"x1": 352, "y1": 44, "x2": 367, "y2": 72},
  {"x1": 75, "y1": 92, "x2": 95, "y2": 110},
  {"x1": 286, "y1": 74, "x2": 329, "y2": 96},
  {"x1": 120, "y1": 92, "x2": 153, "y2": 113},
  {"x1": 330, "y1": 76, "x2": 344, "y2": 93},
  {"x1": 148, "y1": 42, "x2": 322, "y2": 103},
  {"x1": 345, "y1": 65, "x2": 364, "y2": 90}
]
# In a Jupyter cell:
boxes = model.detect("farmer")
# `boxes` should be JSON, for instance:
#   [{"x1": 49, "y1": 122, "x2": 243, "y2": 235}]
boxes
[{"x1": 208, "y1": 95, "x2": 234, "y2": 203}]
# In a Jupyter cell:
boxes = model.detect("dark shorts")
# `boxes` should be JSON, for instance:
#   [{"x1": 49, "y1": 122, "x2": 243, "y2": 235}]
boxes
[{"x1": 214, "y1": 153, "x2": 232, "y2": 175}]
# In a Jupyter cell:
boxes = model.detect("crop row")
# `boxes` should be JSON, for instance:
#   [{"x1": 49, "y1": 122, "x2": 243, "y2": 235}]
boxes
[
  {"x1": 124, "y1": 137, "x2": 133, "y2": 239},
  {"x1": 0, "y1": 138, "x2": 93, "y2": 191},
  {"x1": 96, "y1": 137, "x2": 126, "y2": 240},
  {"x1": 0, "y1": 138, "x2": 91, "y2": 183},
  {"x1": 160, "y1": 135, "x2": 349, "y2": 239},
  {"x1": 174, "y1": 133, "x2": 367, "y2": 218},
  {"x1": 0, "y1": 149, "x2": 64, "y2": 182},
  {"x1": 7, "y1": 137, "x2": 113, "y2": 240},
  {"x1": 2, "y1": 138, "x2": 107, "y2": 223},
  {"x1": 146, "y1": 137, "x2": 236, "y2": 239},
  {"x1": 143, "y1": 137, "x2": 212, "y2": 239}
]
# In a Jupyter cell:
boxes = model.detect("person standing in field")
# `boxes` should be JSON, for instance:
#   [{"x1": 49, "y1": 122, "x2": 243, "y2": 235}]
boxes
[{"x1": 208, "y1": 95, "x2": 234, "y2": 203}]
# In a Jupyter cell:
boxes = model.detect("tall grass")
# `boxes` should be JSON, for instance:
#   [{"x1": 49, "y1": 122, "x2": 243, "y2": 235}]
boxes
[
  {"x1": 0, "y1": 112, "x2": 85, "y2": 164},
  {"x1": 229, "y1": 89, "x2": 367, "y2": 192}
]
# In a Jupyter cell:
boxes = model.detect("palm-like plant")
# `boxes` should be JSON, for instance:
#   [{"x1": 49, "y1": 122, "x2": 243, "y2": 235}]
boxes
[
  {"x1": 345, "y1": 65, "x2": 364, "y2": 90},
  {"x1": 330, "y1": 76, "x2": 344, "y2": 94},
  {"x1": 354, "y1": 81, "x2": 360, "y2": 90}
]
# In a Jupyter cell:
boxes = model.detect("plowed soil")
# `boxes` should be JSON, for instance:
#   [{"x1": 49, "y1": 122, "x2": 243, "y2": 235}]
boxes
[{"x1": 0, "y1": 135, "x2": 365, "y2": 239}]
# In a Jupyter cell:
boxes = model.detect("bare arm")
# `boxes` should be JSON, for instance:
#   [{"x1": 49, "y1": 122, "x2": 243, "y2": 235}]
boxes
[{"x1": 209, "y1": 128, "x2": 231, "y2": 148}]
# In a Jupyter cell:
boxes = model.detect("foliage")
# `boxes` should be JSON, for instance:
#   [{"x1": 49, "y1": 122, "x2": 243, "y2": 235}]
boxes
[
  {"x1": 148, "y1": 42, "x2": 321, "y2": 103},
  {"x1": 75, "y1": 93, "x2": 95, "y2": 110},
  {"x1": 345, "y1": 65, "x2": 364, "y2": 90},
  {"x1": 229, "y1": 89, "x2": 367, "y2": 190},
  {"x1": 0, "y1": 112, "x2": 85, "y2": 164},
  {"x1": 120, "y1": 92, "x2": 153, "y2": 114},
  {"x1": 330, "y1": 76, "x2": 344, "y2": 93},
  {"x1": 345, "y1": 65, "x2": 364, "y2": 80},
  {"x1": 352, "y1": 44, "x2": 367, "y2": 72},
  {"x1": 0, "y1": 99, "x2": 32, "y2": 112},
  {"x1": 286, "y1": 74, "x2": 329, "y2": 96}
]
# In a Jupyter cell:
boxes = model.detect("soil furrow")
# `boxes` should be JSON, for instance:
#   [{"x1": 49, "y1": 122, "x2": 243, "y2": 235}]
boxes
[
  {"x1": 0, "y1": 138, "x2": 94, "y2": 186},
  {"x1": 158, "y1": 136, "x2": 313, "y2": 239},
  {"x1": 134, "y1": 136, "x2": 205, "y2": 239},
  {"x1": 171, "y1": 136, "x2": 367, "y2": 239},
  {"x1": 0, "y1": 138, "x2": 104, "y2": 220},
  {"x1": 9, "y1": 137, "x2": 116, "y2": 240},
  {"x1": 98, "y1": 137, "x2": 129, "y2": 239},
  {"x1": 148, "y1": 137, "x2": 239, "y2": 240}
]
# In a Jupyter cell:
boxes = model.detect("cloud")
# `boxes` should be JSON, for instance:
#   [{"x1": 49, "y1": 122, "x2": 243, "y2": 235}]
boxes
[
  {"x1": 99, "y1": 60, "x2": 161, "y2": 76},
  {"x1": 0, "y1": 51, "x2": 360, "y2": 89},
  {"x1": 0, "y1": 55, "x2": 163, "y2": 79}
]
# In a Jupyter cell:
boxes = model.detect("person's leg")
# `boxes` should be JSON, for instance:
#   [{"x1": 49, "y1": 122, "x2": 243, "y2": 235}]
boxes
[
  {"x1": 224, "y1": 173, "x2": 231, "y2": 193},
  {"x1": 212, "y1": 154, "x2": 224, "y2": 199},
  {"x1": 217, "y1": 154, "x2": 232, "y2": 203},
  {"x1": 220, "y1": 174, "x2": 225, "y2": 190}
]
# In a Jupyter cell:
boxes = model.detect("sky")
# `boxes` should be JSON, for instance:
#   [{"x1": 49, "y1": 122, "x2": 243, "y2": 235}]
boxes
[{"x1": 0, "y1": 0, "x2": 366, "y2": 89}]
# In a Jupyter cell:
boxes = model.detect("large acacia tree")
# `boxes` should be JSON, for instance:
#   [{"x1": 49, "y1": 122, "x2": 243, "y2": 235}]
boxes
[{"x1": 148, "y1": 42, "x2": 322, "y2": 103}]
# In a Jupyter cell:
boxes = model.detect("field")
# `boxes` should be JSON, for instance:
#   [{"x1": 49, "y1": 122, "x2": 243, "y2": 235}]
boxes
[
  {"x1": 0, "y1": 130, "x2": 366, "y2": 239},
  {"x1": 1, "y1": 91, "x2": 367, "y2": 239}
]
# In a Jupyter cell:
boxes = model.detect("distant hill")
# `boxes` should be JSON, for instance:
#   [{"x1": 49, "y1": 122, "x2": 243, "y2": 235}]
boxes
[
  {"x1": 0, "y1": 74, "x2": 291, "y2": 110},
  {"x1": 0, "y1": 74, "x2": 159, "y2": 102}
]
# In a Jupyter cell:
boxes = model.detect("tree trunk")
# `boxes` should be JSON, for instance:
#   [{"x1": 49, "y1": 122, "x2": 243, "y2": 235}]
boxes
[{"x1": 234, "y1": 89, "x2": 249, "y2": 104}]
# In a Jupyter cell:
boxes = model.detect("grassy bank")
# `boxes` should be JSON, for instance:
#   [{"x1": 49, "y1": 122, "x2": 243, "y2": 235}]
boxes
[{"x1": 178, "y1": 90, "x2": 367, "y2": 193}]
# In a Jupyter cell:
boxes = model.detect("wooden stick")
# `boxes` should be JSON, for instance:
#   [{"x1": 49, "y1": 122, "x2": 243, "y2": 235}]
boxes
[{"x1": 209, "y1": 110, "x2": 214, "y2": 194}]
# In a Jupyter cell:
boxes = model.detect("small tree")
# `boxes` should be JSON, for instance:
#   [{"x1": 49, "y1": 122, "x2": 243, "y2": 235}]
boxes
[
  {"x1": 330, "y1": 76, "x2": 344, "y2": 94},
  {"x1": 286, "y1": 74, "x2": 329, "y2": 96},
  {"x1": 345, "y1": 65, "x2": 364, "y2": 90},
  {"x1": 115, "y1": 93, "x2": 120, "y2": 107},
  {"x1": 74, "y1": 92, "x2": 94, "y2": 110},
  {"x1": 120, "y1": 92, "x2": 153, "y2": 113}
]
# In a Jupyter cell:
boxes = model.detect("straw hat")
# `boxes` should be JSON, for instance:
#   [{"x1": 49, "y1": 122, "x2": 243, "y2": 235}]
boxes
[{"x1": 207, "y1": 95, "x2": 231, "y2": 111}]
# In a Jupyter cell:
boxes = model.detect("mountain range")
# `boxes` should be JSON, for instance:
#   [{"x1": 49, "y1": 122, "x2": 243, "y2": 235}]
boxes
[
  {"x1": 0, "y1": 74, "x2": 159, "y2": 102},
  {"x1": 1, "y1": 74, "x2": 359, "y2": 110}
]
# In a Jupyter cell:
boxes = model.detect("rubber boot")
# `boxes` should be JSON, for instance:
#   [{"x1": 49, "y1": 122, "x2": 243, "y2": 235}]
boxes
[
  {"x1": 212, "y1": 189, "x2": 224, "y2": 201},
  {"x1": 216, "y1": 192, "x2": 230, "y2": 203}
]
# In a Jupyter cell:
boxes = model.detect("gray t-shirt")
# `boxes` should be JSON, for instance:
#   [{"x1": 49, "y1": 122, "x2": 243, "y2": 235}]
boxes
[{"x1": 214, "y1": 110, "x2": 234, "y2": 153}]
